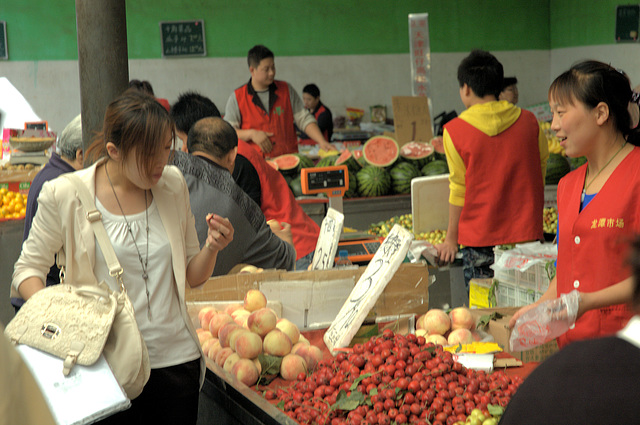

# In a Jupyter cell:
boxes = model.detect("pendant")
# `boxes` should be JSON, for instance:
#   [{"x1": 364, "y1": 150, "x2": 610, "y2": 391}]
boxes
[{"x1": 142, "y1": 272, "x2": 148, "y2": 280}]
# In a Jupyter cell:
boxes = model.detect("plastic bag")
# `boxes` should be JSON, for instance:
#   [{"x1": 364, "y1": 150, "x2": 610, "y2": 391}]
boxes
[{"x1": 509, "y1": 290, "x2": 580, "y2": 352}]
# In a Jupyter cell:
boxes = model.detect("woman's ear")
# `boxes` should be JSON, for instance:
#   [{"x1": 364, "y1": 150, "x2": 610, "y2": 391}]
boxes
[
  {"x1": 594, "y1": 102, "x2": 610, "y2": 125},
  {"x1": 105, "y1": 142, "x2": 120, "y2": 160}
]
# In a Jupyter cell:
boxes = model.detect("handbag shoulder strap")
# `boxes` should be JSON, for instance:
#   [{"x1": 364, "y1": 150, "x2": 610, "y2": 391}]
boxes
[{"x1": 61, "y1": 173, "x2": 125, "y2": 288}]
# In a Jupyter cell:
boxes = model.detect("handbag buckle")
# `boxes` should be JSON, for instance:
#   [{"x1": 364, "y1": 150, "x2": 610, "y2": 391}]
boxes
[{"x1": 41, "y1": 323, "x2": 61, "y2": 339}]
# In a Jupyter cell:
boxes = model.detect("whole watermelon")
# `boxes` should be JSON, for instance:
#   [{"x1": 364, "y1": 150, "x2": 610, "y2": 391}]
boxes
[
  {"x1": 289, "y1": 176, "x2": 304, "y2": 197},
  {"x1": 390, "y1": 162, "x2": 421, "y2": 194},
  {"x1": 545, "y1": 153, "x2": 571, "y2": 185},
  {"x1": 344, "y1": 170, "x2": 358, "y2": 198},
  {"x1": 294, "y1": 153, "x2": 315, "y2": 170},
  {"x1": 421, "y1": 159, "x2": 449, "y2": 176},
  {"x1": 316, "y1": 155, "x2": 339, "y2": 168},
  {"x1": 357, "y1": 166, "x2": 391, "y2": 197}
]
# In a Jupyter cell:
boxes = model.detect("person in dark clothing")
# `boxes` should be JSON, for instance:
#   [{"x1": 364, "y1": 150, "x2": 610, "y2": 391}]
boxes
[
  {"x1": 299, "y1": 83, "x2": 333, "y2": 143},
  {"x1": 11, "y1": 114, "x2": 84, "y2": 312},
  {"x1": 170, "y1": 92, "x2": 261, "y2": 207}
]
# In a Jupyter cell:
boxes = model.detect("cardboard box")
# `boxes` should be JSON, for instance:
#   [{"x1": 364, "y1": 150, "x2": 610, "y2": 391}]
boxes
[
  {"x1": 186, "y1": 263, "x2": 429, "y2": 330},
  {"x1": 471, "y1": 307, "x2": 559, "y2": 363}
]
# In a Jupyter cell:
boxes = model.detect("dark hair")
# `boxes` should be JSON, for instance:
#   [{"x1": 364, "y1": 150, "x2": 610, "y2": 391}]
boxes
[
  {"x1": 303, "y1": 84, "x2": 320, "y2": 98},
  {"x1": 247, "y1": 45, "x2": 274, "y2": 69},
  {"x1": 128, "y1": 79, "x2": 155, "y2": 96},
  {"x1": 187, "y1": 117, "x2": 238, "y2": 158},
  {"x1": 502, "y1": 77, "x2": 518, "y2": 91},
  {"x1": 549, "y1": 60, "x2": 640, "y2": 146},
  {"x1": 457, "y1": 49, "x2": 504, "y2": 98},
  {"x1": 86, "y1": 89, "x2": 175, "y2": 176},
  {"x1": 170, "y1": 91, "x2": 221, "y2": 134}
]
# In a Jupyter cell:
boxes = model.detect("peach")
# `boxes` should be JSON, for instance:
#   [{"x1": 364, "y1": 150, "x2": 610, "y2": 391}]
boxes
[
  {"x1": 291, "y1": 343, "x2": 323, "y2": 371},
  {"x1": 449, "y1": 307, "x2": 475, "y2": 331},
  {"x1": 253, "y1": 357, "x2": 262, "y2": 374},
  {"x1": 423, "y1": 309, "x2": 451, "y2": 335},
  {"x1": 207, "y1": 340, "x2": 222, "y2": 360},
  {"x1": 447, "y1": 328, "x2": 474, "y2": 346},
  {"x1": 224, "y1": 303, "x2": 244, "y2": 316},
  {"x1": 276, "y1": 318, "x2": 300, "y2": 345},
  {"x1": 223, "y1": 353, "x2": 241, "y2": 373},
  {"x1": 215, "y1": 347, "x2": 235, "y2": 368},
  {"x1": 425, "y1": 334, "x2": 448, "y2": 346},
  {"x1": 298, "y1": 334, "x2": 309, "y2": 344},
  {"x1": 197, "y1": 330, "x2": 214, "y2": 345},
  {"x1": 279, "y1": 354, "x2": 307, "y2": 381},
  {"x1": 244, "y1": 289, "x2": 267, "y2": 312},
  {"x1": 231, "y1": 358, "x2": 260, "y2": 387},
  {"x1": 263, "y1": 329, "x2": 292, "y2": 357},
  {"x1": 201, "y1": 337, "x2": 219, "y2": 356},
  {"x1": 415, "y1": 329, "x2": 428, "y2": 338},
  {"x1": 267, "y1": 307, "x2": 280, "y2": 321},
  {"x1": 217, "y1": 322, "x2": 240, "y2": 347},
  {"x1": 231, "y1": 309, "x2": 251, "y2": 326},
  {"x1": 234, "y1": 330, "x2": 263, "y2": 359},
  {"x1": 198, "y1": 306, "x2": 218, "y2": 329},
  {"x1": 209, "y1": 312, "x2": 235, "y2": 337},
  {"x1": 247, "y1": 308, "x2": 277, "y2": 337}
]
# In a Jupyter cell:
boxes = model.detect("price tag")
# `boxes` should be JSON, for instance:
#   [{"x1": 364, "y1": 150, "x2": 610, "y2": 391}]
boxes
[
  {"x1": 310, "y1": 208, "x2": 344, "y2": 270},
  {"x1": 323, "y1": 224, "x2": 414, "y2": 352}
]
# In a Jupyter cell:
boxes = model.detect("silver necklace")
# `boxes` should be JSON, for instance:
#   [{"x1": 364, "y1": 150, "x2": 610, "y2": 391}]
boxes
[{"x1": 105, "y1": 163, "x2": 152, "y2": 320}]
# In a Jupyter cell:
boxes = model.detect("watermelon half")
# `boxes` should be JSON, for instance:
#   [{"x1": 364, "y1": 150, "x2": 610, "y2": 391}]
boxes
[
  {"x1": 273, "y1": 154, "x2": 301, "y2": 176},
  {"x1": 335, "y1": 149, "x2": 362, "y2": 174},
  {"x1": 266, "y1": 160, "x2": 279, "y2": 171},
  {"x1": 400, "y1": 141, "x2": 435, "y2": 169},
  {"x1": 362, "y1": 136, "x2": 399, "y2": 168}
]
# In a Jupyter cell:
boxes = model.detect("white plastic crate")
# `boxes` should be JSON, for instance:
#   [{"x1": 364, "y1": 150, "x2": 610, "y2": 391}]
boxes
[{"x1": 495, "y1": 280, "x2": 543, "y2": 307}]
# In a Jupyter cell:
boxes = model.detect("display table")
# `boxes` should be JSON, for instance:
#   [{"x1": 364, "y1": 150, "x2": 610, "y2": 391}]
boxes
[{"x1": 297, "y1": 194, "x2": 412, "y2": 228}]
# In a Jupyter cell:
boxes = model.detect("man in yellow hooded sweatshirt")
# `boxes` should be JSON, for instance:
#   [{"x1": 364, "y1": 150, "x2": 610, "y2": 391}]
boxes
[{"x1": 436, "y1": 50, "x2": 548, "y2": 292}]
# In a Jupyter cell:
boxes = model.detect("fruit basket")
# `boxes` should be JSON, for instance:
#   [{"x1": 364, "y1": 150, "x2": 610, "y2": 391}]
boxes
[{"x1": 9, "y1": 137, "x2": 55, "y2": 152}]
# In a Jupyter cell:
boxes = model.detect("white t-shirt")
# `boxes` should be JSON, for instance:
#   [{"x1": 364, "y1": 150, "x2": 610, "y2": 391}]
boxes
[{"x1": 94, "y1": 197, "x2": 200, "y2": 368}]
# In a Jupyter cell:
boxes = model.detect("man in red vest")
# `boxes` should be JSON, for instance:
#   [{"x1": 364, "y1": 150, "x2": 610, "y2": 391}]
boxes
[
  {"x1": 224, "y1": 45, "x2": 333, "y2": 158},
  {"x1": 436, "y1": 50, "x2": 548, "y2": 292}
]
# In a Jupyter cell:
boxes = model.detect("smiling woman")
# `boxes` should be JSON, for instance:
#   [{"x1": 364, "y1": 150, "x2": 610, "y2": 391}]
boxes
[{"x1": 511, "y1": 60, "x2": 640, "y2": 349}]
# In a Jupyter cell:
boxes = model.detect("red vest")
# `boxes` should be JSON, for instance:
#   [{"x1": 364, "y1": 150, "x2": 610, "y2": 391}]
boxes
[
  {"x1": 237, "y1": 139, "x2": 320, "y2": 260},
  {"x1": 444, "y1": 111, "x2": 544, "y2": 247},
  {"x1": 555, "y1": 147, "x2": 640, "y2": 347},
  {"x1": 235, "y1": 80, "x2": 297, "y2": 158},
  {"x1": 299, "y1": 104, "x2": 329, "y2": 144}
]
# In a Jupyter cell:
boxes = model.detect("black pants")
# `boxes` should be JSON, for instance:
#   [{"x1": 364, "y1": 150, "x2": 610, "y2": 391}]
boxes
[{"x1": 97, "y1": 359, "x2": 201, "y2": 425}]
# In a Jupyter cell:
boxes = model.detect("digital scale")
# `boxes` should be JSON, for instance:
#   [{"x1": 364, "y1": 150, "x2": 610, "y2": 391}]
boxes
[
  {"x1": 301, "y1": 165, "x2": 383, "y2": 264},
  {"x1": 8, "y1": 127, "x2": 55, "y2": 166}
]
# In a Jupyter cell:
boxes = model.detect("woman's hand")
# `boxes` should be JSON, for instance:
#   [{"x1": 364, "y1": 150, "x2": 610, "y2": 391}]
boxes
[
  {"x1": 435, "y1": 238, "x2": 458, "y2": 265},
  {"x1": 204, "y1": 213, "x2": 233, "y2": 252},
  {"x1": 508, "y1": 302, "x2": 541, "y2": 328}
]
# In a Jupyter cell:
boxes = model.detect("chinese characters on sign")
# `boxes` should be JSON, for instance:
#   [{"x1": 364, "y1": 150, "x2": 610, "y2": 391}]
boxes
[
  {"x1": 311, "y1": 208, "x2": 345, "y2": 270},
  {"x1": 408, "y1": 14, "x2": 431, "y2": 99},
  {"x1": 323, "y1": 225, "x2": 414, "y2": 352},
  {"x1": 160, "y1": 20, "x2": 206, "y2": 57}
]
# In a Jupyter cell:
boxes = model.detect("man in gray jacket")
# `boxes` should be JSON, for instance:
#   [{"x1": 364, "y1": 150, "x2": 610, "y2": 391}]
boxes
[{"x1": 171, "y1": 116, "x2": 295, "y2": 275}]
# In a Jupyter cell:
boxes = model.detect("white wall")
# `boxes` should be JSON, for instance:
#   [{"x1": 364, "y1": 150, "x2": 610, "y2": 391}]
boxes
[{"x1": 3, "y1": 44, "x2": 639, "y2": 136}]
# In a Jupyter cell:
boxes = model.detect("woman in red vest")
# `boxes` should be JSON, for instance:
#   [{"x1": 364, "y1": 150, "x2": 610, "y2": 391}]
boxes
[
  {"x1": 298, "y1": 83, "x2": 333, "y2": 144},
  {"x1": 511, "y1": 61, "x2": 640, "y2": 348}
]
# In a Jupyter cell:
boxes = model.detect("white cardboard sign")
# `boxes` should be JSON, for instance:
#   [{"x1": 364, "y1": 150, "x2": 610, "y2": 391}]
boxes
[
  {"x1": 310, "y1": 207, "x2": 344, "y2": 270},
  {"x1": 323, "y1": 224, "x2": 414, "y2": 352}
]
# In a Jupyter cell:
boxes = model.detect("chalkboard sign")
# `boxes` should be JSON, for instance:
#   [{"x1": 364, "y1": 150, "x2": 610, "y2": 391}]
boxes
[
  {"x1": 160, "y1": 20, "x2": 206, "y2": 57},
  {"x1": 616, "y1": 5, "x2": 639, "y2": 42},
  {"x1": 0, "y1": 21, "x2": 7, "y2": 60}
]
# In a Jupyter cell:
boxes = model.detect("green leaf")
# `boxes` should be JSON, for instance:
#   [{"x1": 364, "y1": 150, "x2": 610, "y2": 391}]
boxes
[
  {"x1": 258, "y1": 353, "x2": 282, "y2": 375},
  {"x1": 350, "y1": 373, "x2": 372, "y2": 391},
  {"x1": 276, "y1": 400, "x2": 285, "y2": 410},
  {"x1": 455, "y1": 343, "x2": 463, "y2": 353},
  {"x1": 476, "y1": 311, "x2": 504, "y2": 330},
  {"x1": 369, "y1": 387, "x2": 378, "y2": 396},
  {"x1": 487, "y1": 404, "x2": 505, "y2": 416},
  {"x1": 331, "y1": 389, "x2": 366, "y2": 412}
]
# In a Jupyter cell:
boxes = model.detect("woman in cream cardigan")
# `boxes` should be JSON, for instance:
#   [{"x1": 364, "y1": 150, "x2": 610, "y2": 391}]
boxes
[{"x1": 12, "y1": 89, "x2": 234, "y2": 425}]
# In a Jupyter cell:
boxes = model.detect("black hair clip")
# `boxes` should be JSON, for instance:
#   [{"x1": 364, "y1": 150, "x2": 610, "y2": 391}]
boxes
[{"x1": 632, "y1": 91, "x2": 640, "y2": 106}]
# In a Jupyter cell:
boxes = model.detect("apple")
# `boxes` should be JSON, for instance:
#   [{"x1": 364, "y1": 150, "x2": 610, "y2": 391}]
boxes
[
  {"x1": 244, "y1": 289, "x2": 267, "y2": 312},
  {"x1": 234, "y1": 330, "x2": 263, "y2": 359},
  {"x1": 263, "y1": 329, "x2": 292, "y2": 357},
  {"x1": 276, "y1": 318, "x2": 300, "y2": 345},
  {"x1": 280, "y1": 353, "x2": 307, "y2": 381},
  {"x1": 247, "y1": 308, "x2": 277, "y2": 337},
  {"x1": 449, "y1": 307, "x2": 475, "y2": 331}
]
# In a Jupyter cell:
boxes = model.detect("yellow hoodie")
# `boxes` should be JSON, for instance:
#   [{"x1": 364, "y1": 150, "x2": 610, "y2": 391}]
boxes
[{"x1": 443, "y1": 100, "x2": 548, "y2": 206}]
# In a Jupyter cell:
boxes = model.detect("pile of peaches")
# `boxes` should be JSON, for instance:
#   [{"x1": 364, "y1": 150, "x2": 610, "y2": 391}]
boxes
[
  {"x1": 196, "y1": 289, "x2": 324, "y2": 387},
  {"x1": 415, "y1": 307, "x2": 481, "y2": 346}
]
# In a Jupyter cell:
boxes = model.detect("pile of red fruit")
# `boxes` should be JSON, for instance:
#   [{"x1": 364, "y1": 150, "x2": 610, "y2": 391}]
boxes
[{"x1": 264, "y1": 329, "x2": 523, "y2": 425}]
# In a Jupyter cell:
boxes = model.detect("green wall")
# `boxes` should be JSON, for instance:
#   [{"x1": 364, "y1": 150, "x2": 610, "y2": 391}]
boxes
[
  {"x1": 550, "y1": 0, "x2": 627, "y2": 48},
  {"x1": 2, "y1": 0, "x2": 550, "y2": 61}
]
